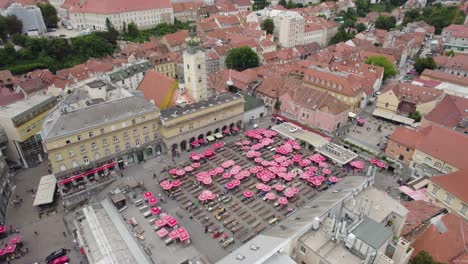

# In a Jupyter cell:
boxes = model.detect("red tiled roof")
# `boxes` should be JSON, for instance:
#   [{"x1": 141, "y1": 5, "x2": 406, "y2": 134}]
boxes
[
  {"x1": 412, "y1": 213, "x2": 468, "y2": 264},
  {"x1": 288, "y1": 85, "x2": 350, "y2": 115},
  {"x1": 0, "y1": 87, "x2": 24, "y2": 106},
  {"x1": 380, "y1": 83, "x2": 444, "y2": 104},
  {"x1": 172, "y1": 1, "x2": 202, "y2": 13},
  {"x1": 302, "y1": 67, "x2": 364, "y2": 97},
  {"x1": 424, "y1": 94, "x2": 468, "y2": 130},
  {"x1": 421, "y1": 69, "x2": 468, "y2": 87},
  {"x1": 70, "y1": 0, "x2": 171, "y2": 14},
  {"x1": 17, "y1": 78, "x2": 47, "y2": 94},
  {"x1": 431, "y1": 169, "x2": 468, "y2": 203},
  {"x1": 433, "y1": 53, "x2": 468, "y2": 73},
  {"x1": 137, "y1": 70, "x2": 176, "y2": 110},
  {"x1": 163, "y1": 30, "x2": 188, "y2": 47},
  {"x1": 388, "y1": 126, "x2": 425, "y2": 149},
  {"x1": 401, "y1": 200, "x2": 443, "y2": 238}
]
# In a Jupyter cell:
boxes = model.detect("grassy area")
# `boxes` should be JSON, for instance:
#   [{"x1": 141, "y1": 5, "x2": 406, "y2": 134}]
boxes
[{"x1": 122, "y1": 20, "x2": 190, "y2": 43}]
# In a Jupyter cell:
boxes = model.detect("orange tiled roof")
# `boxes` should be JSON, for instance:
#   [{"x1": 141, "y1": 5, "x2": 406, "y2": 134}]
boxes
[{"x1": 424, "y1": 94, "x2": 468, "y2": 130}]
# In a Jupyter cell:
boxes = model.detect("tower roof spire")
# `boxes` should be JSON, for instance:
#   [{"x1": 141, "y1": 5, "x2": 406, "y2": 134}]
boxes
[{"x1": 185, "y1": 24, "x2": 201, "y2": 54}]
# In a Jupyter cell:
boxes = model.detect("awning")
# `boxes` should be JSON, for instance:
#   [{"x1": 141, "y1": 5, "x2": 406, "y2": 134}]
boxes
[
  {"x1": 206, "y1": 135, "x2": 215, "y2": 142},
  {"x1": 372, "y1": 109, "x2": 394, "y2": 120},
  {"x1": 33, "y1": 175, "x2": 57, "y2": 206},
  {"x1": 58, "y1": 162, "x2": 116, "y2": 185},
  {"x1": 392, "y1": 115, "x2": 414, "y2": 125},
  {"x1": 214, "y1": 133, "x2": 223, "y2": 139},
  {"x1": 348, "y1": 112, "x2": 356, "y2": 118},
  {"x1": 372, "y1": 109, "x2": 414, "y2": 125}
]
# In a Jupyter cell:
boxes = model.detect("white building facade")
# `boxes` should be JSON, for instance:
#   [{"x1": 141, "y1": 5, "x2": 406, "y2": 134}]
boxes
[
  {"x1": 68, "y1": 0, "x2": 174, "y2": 31},
  {"x1": 5, "y1": 3, "x2": 47, "y2": 34},
  {"x1": 183, "y1": 26, "x2": 208, "y2": 103}
]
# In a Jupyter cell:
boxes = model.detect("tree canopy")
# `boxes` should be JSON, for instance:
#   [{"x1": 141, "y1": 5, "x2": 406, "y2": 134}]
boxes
[
  {"x1": 278, "y1": 0, "x2": 287, "y2": 7},
  {"x1": 261, "y1": 19, "x2": 274, "y2": 34},
  {"x1": 37, "y1": 3, "x2": 58, "y2": 28},
  {"x1": 364, "y1": 56, "x2": 397, "y2": 80},
  {"x1": 122, "y1": 20, "x2": 189, "y2": 42},
  {"x1": 414, "y1": 57, "x2": 436, "y2": 74},
  {"x1": 410, "y1": 251, "x2": 443, "y2": 264},
  {"x1": 329, "y1": 28, "x2": 355, "y2": 45},
  {"x1": 375, "y1": 15, "x2": 396, "y2": 30},
  {"x1": 403, "y1": 5, "x2": 466, "y2": 34},
  {"x1": 127, "y1": 22, "x2": 139, "y2": 39},
  {"x1": 225, "y1": 46, "x2": 259, "y2": 72},
  {"x1": 0, "y1": 15, "x2": 22, "y2": 40},
  {"x1": 252, "y1": 0, "x2": 268, "y2": 11}
]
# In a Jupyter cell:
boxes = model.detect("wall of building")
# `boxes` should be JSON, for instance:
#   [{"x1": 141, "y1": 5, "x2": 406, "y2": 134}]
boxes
[
  {"x1": 183, "y1": 49, "x2": 207, "y2": 102},
  {"x1": 415, "y1": 100, "x2": 438, "y2": 116},
  {"x1": 0, "y1": 151, "x2": 13, "y2": 223},
  {"x1": 44, "y1": 111, "x2": 160, "y2": 174},
  {"x1": 243, "y1": 106, "x2": 266, "y2": 123},
  {"x1": 426, "y1": 182, "x2": 467, "y2": 220},
  {"x1": 385, "y1": 139, "x2": 414, "y2": 166},
  {"x1": 6, "y1": 4, "x2": 47, "y2": 34},
  {"x1": 411, "y1": 149, "x2": 457, "y2": 174},
  {"x1": 302, "y1": 82, "x2": 362, "y2": 112},
  {"x1": 376, "y1": 91, "x2": 399, "y2": 114}
]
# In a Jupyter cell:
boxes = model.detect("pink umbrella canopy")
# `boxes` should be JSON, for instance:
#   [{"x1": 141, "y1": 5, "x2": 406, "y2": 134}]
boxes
[
  {"x1": 300, "y1": 173, "x2": 310, "y2": 180},
  {"x1": 155, "y1": 219, "x2": 166, "y2": 227},
  {"x1": 5, "y1": 244, "x2": 16, "y2": 253},
  {"x1": 329, "y1": 176, "x2": 338, "y2": 183},
  {"x1": 184, "y1": 166, "x2": 194, "y2": 172},
  {"x1": 9, "y1": 236, "x2": 20, "y2": 244},
  {"x1": 316, "y1": 175, "x2": 325, "y2": 181},
  {"x1": 191, "y1": 162, "x2": 200, "y2": 168},
  {"x1": 322, "y1": 168, "x2": 332, "y2": 174},
  {"x1": 226, "y1": 182, "x2": 236, "y2": 189},
  {"x1": 0, "y1": 225, "x2": 5, "y2": 233},
  {"x1": 284, "y1": 189, "x2": 295, "y2": 198},
  {"x1": 234, "y1": 174, "x2": 244, "y2": 180},
  {"x1": 169, "y1": 230, "x2": 179, "y2": 240},
  {"x1": 370, "y1": 158, "x2": 378, "y2": 164},
  {"x1": 172, "y1": 180, "x2": 181, "y2": 188},
  {"x1": 144, "y1": 191, "x2": 153, "y2": 199},
  {"x1": 203, "y1": 178, "x2": 213, "y2": 185},
  {"x1": 376, "y1": 161, "x2": 386, "y2": 168},
  {"x1": 198, "y1": 193, "x2": 208, "y2": 201},
  {"x1": 254, "y1": 157, "x2": 263, "y2": 163},
  {"x1": 299, "y1": 159, "x2": 311, "y2": 167},
  {"x1": 256, "y1": 183, "x2": 265, "y2": 190},
  {"x1": 265, "y1": 192, "x2": 276, "y2": 200},
  {"x1": 215, "y1": 167, "x2": 224, "y2": 174},
  {"x1": 274, "y1": 184, "x2": 285, "y2": 191},
  {"x1": 162, "y1": 182, "x2": 173, "y2": 190},
  {"x1": 0, "y1": 249, "x2": 5, "y2": 256},
  {"x1": 261, "y1": 185, "x2": 272, "y2": 192},
  {"x1": 278, "y1": 197, "x2": 288, "y2": 205},
  {"x1": 261, "y1": 175, "x2": 270, "y2": 182},
  {"x1": 291, "y1": 187, "x2": 299, "y2": 194},
  {"x1": 177, "y1": 227, "x2": 190, "y2": 242},
  {"x1": 223, "y1": 172, "x2": 232, "y2": 179},
  {"x1": 232, "y1": 179, "x2": 241, "y2": 186},
  {"x1": 157, "y1": 228, "x2": 169, "y2": 238},
  {"x1": 243, "y1": 190, "x2": 253, "y2": 198},
  {"x1": 167, "y1": 217, "x2": 178, "y2": 227},
  {"x1": 319, "y1": 162, "x2": 329, "y2": 168},
  {"x1": 151, "y1": 207, "x2": 161, "y2": 214},
  {"x1": 148, "y1": 197, "x2": 158, "y2": 205},
  {"x1": 169, "y1": 168, "x2": 178, "y2": 175}
]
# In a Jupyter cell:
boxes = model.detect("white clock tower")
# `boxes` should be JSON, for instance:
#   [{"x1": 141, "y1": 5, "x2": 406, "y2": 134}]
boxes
[{"x1": 183, "y1": 25, "x2": 207, "y2": 103}]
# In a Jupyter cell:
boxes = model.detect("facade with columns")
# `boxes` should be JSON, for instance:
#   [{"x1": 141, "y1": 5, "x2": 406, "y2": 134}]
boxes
[
  {"x1": 159, "y1": 93, "x2": 244, "y2": 154},
  {"x1": 183, "y1": 25, "x2": 208, "y2": 103}
]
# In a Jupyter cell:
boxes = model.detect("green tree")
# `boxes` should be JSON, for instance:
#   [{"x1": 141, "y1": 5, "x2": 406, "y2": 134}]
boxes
[
  {"x1": 329, "y1": 29, "x2": 355, "y2": 45},
  {"x1": 37, "y1": 3, "x2": 58, "y2": 28},
  {"x1": 105, "y1": 18, "x2": 119, "y2": 44},
  {"x1": 127, "y1": 22, "x2": 139, "y2": 39},
  {"x1": 5, "y1": 15, "x2": 22, "y2": 36},
  {"x1": 286, "y1": 0, "x2": 296, "y2": 9},
  {"x1": 410, "y1": 251, "x2": 443, "y2": 264},
  {"x1": 278, "y1": 0, "x2": 287, "y2": 7},
  {"x1": 252, "y1": 0, "x2": 268, "y2": 11},
  {"x1": 375, "y1": 15, "x2": 396, "y2": 30},
  {"x1": 408, "y1": 111, "x2": 422, "y2": 122},
  {"x1": 274, "y1": 100, "x2": 281, "y2": 112},
  {"x1": 0, "y1": 16, "x2": 7, "y2": 41},
  {"x1": 225, "y1": 46, "x2": 259, "y2": 71},
  {"x1": 364, "y1": 56, "x2": 397, "y2": 80},
  {"x1": 444, "y1": 50, "x2": 455, "y2": 57},
  {"x1": 356, "y1": 23, "x2": 366, "y2": 32},
  {"x1": 261, "y1": 18, "x2": 274, "y2": 34},
  {"x1": 414, "y1": 57, "x2": 436, "y2": 74}
]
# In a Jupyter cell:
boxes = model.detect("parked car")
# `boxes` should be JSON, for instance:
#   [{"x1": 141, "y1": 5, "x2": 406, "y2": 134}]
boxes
[{"x1": 45, "y1": 248, "x2": 68, "y2": 263}]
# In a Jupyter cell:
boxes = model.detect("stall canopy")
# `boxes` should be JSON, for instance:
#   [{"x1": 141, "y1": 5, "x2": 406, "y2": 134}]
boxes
[
  {"x1": 214, "y1": 133, "x2": 223, "y2": 139},
  {"x1": 206, "y1": 135, "x2": 215, "y2": 142},
  {"x1": 33, "y1": 174, "x2": 57, "y2": 206}
]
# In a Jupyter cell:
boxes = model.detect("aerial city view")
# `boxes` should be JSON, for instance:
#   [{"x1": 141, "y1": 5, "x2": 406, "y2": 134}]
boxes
[{"x1": 0, "y1": 0, "x2": 467, "y2": 263}]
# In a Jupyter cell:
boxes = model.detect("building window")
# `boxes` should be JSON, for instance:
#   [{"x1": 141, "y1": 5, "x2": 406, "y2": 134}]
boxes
[
  {"x1": 83, "y1": 156, "x2": 89, "y2": 165},
  {"x1": 142, "y1": 116, "x2": 146, "y2": 122},
  {"x1": 66, "y1": 140, "x2": 71, "y2": 145},
  {"x1": 135, "y1": 139, "x2": 140, "y2": 147},
  {"x1": 406, "y1": 147, "x2": 410, "y2": 152},
  {"x1": 115, "y1": 145, "x2": 120, "y2": 152},
  {"x1": 69, "y1": 150, "x2": 75, "y2": 157},
  {"x1": 434, "y1": 162, "x2": 442, "y2": 169},
  {"x1": 77, "y1": 135, "x2": 82, "y2": 141},
  {"x1": 300, "y1": 245, "x2": 306, "y2": 254},
  {"x1": 145, "y1": 135, "x2": 150, "y2": 143},
  {"x1": 431, "y1": 185, "x2": 439, "y2": 195},
  {"x1": 132, "y1": 119, "x2": 136, "y2": 125},
  {"x1": 100, "y1": 128, "x2": 105, "y2": 135},
  {"x1": 56, "y1": 154, "x2": 63, "y2": 161},
  {"x1": 444, "y1": 194, "x2": 453, "y2": 204},
  {"x1": 89, "y1": 131, "x2": 94, "y2": 137},
  {"x1": 153, "y1": 123, "x2": 157, "y2": 130},
  {"x1": 92, "y1": 142, "x2": 97, "y2": 150},
  {"x1": 103, "y1": 138, "x2": 108, "y2": 145},
  {"x1": 126, "y1": 142, "x2": 131, "y2": 150},
  {"x1": 133, "y1": 129, "x2": 139, "y2": 136},
  {"x1": 143, "y1": 126, "x2": 148, "y2": 134},
  {"x1": 113, "y1": 136, "x2": 118, "y2": 143},
  {"x1": 80, "y1": 146, "x2": 86, "y2": 153},
  {"x1": 198, "y1": 64, "x2": 201, "y2": 69},
  {"x1": 460, "y1": 204, "x2": 468, "y2": 215},
  {"x1": 123, "y1": 132, "x2": 129, "y2": 139},
  {"x1": 189, "y1": 123, "x2": 194, "y2": 129},
  {"x1": 187, "y1": 64, "x2": 190, "y2": 69},
  {"x1": 179, "y1": 127, "x2": 184, "y2": 133},
  {"x1": 385, "y1": 102, "x2": 389, "y2": 107},
  {"x1": 105, "y1": 149, "x2": 110, "y2": 156}
]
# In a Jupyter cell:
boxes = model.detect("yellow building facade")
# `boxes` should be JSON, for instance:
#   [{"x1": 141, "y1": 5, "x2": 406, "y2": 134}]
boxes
[
  {"x1": 160, "y1": 93, "x2": 244, "y2": 153},
  {"x1": 42, "y1": 96, "x2": 163, "y2": 177},
  {"x1": 411, "y1": 149, "x2": 458, "y2": 175},
  {"x1": 154, "y1": 60, "x2": 177, "y2": 79},
  {"x1": 427, "y1": 180, "x2": 467, "y2": 220}
]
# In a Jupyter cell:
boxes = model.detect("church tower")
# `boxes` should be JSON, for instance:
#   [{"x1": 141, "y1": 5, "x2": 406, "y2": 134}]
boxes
[{"x1": 183, "y1": 25, "x2": 207, "y2": 103}]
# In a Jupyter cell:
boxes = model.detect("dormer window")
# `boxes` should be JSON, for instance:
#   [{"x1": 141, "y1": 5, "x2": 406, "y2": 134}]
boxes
[{"x1": 338, "y1": 85, "x2": 343, "y2": 90}]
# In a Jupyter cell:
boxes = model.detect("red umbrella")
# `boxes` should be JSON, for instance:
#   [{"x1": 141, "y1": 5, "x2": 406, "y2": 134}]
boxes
[
  {"x1": 162, "y1": 183, "x2": 173, "y2": 190},
  {"x1": 284, "y1": 189, "x2": 294, "y2": 197},
  {"x1": 261, "y1": 175, "x2": 270, "y2": 182},
  {"x1": 274, "y1": 184, "x2": 285, "y2": 191},
  {"x1": 191, "y1": 162, "x2": 200, "y2": 168},
  {"x1": 172, "y1": 180, "x2": 181, "y2": 188},
  {"x1": 199, "y1": 193, "x2": 208, "y2": 201},
  {"x1": 148, "y1": 197, "x2": 158, "y2": 205},
  {"x1": 167, "y1": 217, "x2": 178, "y2": 227},
  {"x1": 262, "y1": 185, "x2": 271, "y2": 192},
  {"x1": 256, "y1": 183, "x2": 265, "y2": 190},
  {"x1": 226, "y1": 182, "x2": 236, "y2": 189},
  {"x1": 5, "y1": 244, "x2": 16, "y2": 254},
  {"x1": 234, "y1": 174, "x2": 244, "y2": 180},
  {"x1": 9, "y1": 236, "x2": 20, "y2": 244},
  {"x1": 319, "y1": 162, "x2": 329, "y2": 168},
  {"x1": 376, "y1": 161, "x2": 385, "y2": 168},
  {"x1": 178, "y1": 229, "x2": 190, "y2": 242},
  {"x1": 322, "y1": 168, "x2": 331, "y2": 174},
  {"x1": 144, "y1": 192, "x2": 153, "y2": 199},
  {"x1": 278, "y1": 197, "x2": 288, "y2": 205},
  {"x1": 291, "y1": 187, "x2": 299, "y2": 194},
  {"x1": 223, "y1": 172, "x2": 232, "y2": 179},
  {"x1": 176, "y1": 169, "x2": 185, "y2": 176},
  {"x1": 207, "y1": 192, "x2": 216, "y2": 200},
  {"x1": 157, "y1": 228, "x2": 168, "y2": 238},
  {"x1": 169, "y1": 168, "x2": 178, "y2": 175},
  {"x1": 151, "y1": 207, "x2": 161, "y2": 215},
  {"x1": 184, "y1": 166, "x2": 194, "y2": 172},
  {"x1": 215, "y1": 167, "x2": 224, "y2": 174},
  {"x1": 232, "y1": 179, "x2": 241, "y2": 186},
  {"x1": 370, "y1": 158, "x2": 378, "y2": 164},
  {"x1": 169, "y1": 230, "x2": 179, "y2": 240},
  {"x1": 316, "y1": 175, "x2": 325, "y2": 181},
  {"x1": 0, "y1": 249, "x2": 5, "y2": 256},
  {"x1": 203, "y1": 178, "x2": 213, "y2": 185},
  {"x1": 155, "y1": 219, "x2": 166, "y2": 228},
  {"x1": 265, "y1": 192, "x2": 276, "y2": 200},
  {"x1": 329, "y1": 176, "x2": 338, "y2": 183},
  {"x1": 243, "y1": 190, "x2": 253, "y2": 198}
]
